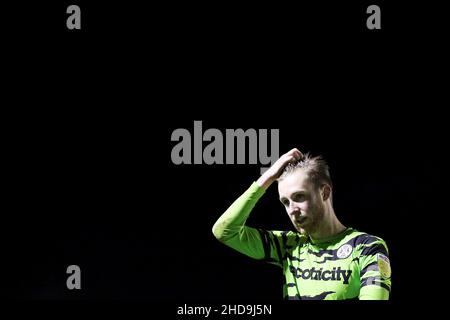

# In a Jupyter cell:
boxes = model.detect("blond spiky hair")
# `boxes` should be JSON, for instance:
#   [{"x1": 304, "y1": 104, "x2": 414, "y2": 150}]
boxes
[{"x1": 278, "y1": 153, "x2": 333, "y2": 190}]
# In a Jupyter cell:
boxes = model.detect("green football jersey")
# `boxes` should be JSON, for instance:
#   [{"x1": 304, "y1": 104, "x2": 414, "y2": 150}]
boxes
[{"x1": 213, "y1": 182, "x2": 391, "y2": 300}]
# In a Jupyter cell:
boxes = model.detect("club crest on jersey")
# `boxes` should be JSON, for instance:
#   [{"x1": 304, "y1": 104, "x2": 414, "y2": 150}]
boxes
[
  {"x1": 337, "y1": 244, "x2": 353, "y2": 259},
  {"x1": 377, "y1": 253, "x2": 391, "y2": 278}
]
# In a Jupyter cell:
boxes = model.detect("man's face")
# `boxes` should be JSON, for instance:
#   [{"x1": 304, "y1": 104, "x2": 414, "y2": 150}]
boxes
[{"x1": 278, "y1": 169, "x2": 325, "y2": 234}]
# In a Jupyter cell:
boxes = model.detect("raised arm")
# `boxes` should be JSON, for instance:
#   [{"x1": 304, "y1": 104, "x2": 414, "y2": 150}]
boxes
[{"x1": 212, "y1": 148, "x2": 303, "y2": 260}]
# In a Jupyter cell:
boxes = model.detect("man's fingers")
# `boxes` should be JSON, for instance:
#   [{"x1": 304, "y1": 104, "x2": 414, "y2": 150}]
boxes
[
  {"x1": 286, "y1": 155, "x2": 296, "y2": 162},
  {"x1": 295, "y1": 150, "x2": 303, "y2": 160},
  {"x1": 288, "y1": 148, "x2": 304, "y2": 160},
  {"x1": 285, "y1": 153, "x2": 302, "y2": 164}
]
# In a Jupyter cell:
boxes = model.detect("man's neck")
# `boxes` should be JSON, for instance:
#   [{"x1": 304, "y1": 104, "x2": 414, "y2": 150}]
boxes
[{"x1": 309, "y1": 206, "x2": 346, "y2": 241}]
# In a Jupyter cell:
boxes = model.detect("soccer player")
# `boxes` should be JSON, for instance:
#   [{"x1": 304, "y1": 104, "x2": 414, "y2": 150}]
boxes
[{"x1": 212, "y1": 148, "x2": 391, "y2": 300}]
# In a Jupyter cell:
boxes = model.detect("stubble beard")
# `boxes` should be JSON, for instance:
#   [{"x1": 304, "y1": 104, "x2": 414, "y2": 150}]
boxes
[{"x1": 303, "y1": 200, "x2": 326, "y2": 236}]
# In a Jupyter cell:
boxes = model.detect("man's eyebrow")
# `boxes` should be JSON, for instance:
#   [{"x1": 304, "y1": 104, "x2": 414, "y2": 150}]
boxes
[
  {"x1": 289, "y1": 190, "x2": 307, "y2": 196},
  {"x1": 279, "y1": 190, "x2": 307, "y2": 201}
]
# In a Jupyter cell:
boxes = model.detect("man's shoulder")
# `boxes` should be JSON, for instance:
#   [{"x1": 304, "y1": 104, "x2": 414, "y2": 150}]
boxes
[
  {"x1": 267, "y1": 230, "x2": 308, "y2": 246},
  {"x1": 344, "y1": 228, "x2": 388, "y2": 248},
  {"x1": 266, "y1": 230, "x2": 297, "y2": 237}
]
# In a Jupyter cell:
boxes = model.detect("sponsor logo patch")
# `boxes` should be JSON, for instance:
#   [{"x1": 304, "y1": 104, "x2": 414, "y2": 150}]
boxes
[{"x1": 377, "y1": 253, "x2": 391, "y2": 278}]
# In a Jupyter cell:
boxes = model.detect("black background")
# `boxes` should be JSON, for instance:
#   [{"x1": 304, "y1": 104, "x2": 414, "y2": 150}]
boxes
[{"x1": 2, "y1": 0, "x2": 446, "y2": 316}]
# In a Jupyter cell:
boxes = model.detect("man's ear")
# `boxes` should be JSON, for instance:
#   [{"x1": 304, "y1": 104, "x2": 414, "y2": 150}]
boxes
[{"x1": 321, "y1": 184, "x2": 331, "y2": 201}]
